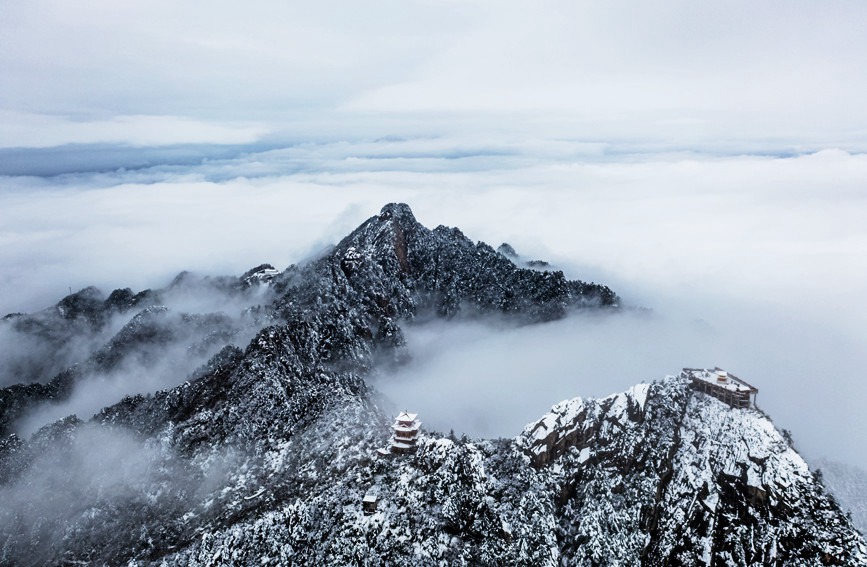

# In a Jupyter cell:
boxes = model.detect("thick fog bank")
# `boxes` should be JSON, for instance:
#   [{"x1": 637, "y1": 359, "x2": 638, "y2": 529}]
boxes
[{"x1": 374, "y1": 294, "x2": 866, "y2": 472}]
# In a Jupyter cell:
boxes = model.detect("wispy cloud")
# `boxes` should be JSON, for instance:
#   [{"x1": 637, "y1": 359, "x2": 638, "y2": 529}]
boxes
[{"x1": 0, "y1": 112, "x2": 268, "y2": 149}]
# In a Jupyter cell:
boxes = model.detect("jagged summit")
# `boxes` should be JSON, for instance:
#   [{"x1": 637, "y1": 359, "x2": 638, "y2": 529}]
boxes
[
  {"x1": 0, "y1": 205, "x2": 863, "y2": 565},
  {"x1": 378, "y1": 201, "x2": 417, "y2": 224}
]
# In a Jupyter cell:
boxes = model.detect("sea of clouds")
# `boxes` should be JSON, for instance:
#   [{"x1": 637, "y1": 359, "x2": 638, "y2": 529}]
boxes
[
  {"x1": 1, "y1": 140, "x2": 865, "y2": 471},
  {"x1": 1, "y1": 0, "x2": 865, "y2": 481}
]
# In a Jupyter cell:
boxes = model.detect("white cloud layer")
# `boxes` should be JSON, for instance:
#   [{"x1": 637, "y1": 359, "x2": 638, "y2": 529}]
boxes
[
  {"x1": 0, "y1": 141, "x2": 864, "y2": 470},
  {"x1": 0, "y1": 112, "x2": 268, "y2": 148}
]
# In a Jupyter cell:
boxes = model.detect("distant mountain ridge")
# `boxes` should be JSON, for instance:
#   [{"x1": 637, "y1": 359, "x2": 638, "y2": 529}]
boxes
[{"x1": 0, "y1": 203, "x2": 863, "y2": 565}]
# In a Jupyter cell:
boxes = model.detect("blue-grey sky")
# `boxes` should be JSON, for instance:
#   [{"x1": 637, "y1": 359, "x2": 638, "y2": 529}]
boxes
[{"x1": 1, "y1": 2, "x2": 866, "y2": 470}]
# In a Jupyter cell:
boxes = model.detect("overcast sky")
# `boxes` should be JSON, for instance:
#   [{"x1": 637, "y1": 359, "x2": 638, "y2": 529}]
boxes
[
  {"x1": 2, "y1": 1, "x2": 867, "y2": 149},
  {"x1": 1, "y1": 3, "x2": 866, "y2": 468}
]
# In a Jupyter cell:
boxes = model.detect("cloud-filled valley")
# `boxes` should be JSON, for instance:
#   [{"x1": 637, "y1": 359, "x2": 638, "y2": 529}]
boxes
[{"x1": 1, "y1": 139, "x2": 864, "y2": 474}]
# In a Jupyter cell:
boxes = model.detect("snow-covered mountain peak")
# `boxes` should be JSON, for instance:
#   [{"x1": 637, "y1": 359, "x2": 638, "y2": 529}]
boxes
[
  {"x1": 0, "y1": 207, "x2": 863, "y2": 565},
  {"x1": 377, "y1": 202, "x2": 417, "y2": 225},
  {"x1": 514, "y1": 373, "x2": 867, "y2": 564}
]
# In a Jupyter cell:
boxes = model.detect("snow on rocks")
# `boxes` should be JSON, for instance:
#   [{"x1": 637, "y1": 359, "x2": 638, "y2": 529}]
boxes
[
  {"x1": 519, "y1": 374, "x2": 867, "y2": 565},
  {"x1": 2, "y1": 203, "x2": 863, "y2": 566},
  {"x1": 518, "y1": 382, "x2": 651, "y2": 468}
]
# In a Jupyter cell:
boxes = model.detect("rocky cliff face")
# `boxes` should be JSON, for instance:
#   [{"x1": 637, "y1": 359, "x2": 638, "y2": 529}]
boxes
[
  {"x1": 519, "y1": 377, "x2": 866, "y2": 565},
  {"x1": 0, "y1": 204, "x2": 862, "y2": 566}
]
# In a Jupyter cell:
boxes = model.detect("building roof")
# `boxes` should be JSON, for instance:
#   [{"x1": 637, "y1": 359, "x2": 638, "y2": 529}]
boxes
[
  {"x1": 683, "y1": 367, "x2": 758, "y2": 394},
  {"x1": 395, "y1": 411, "x2": 418, "y2": 422},
  {"x1": 363, "y1": 488, "x2": 379, "y2": 502},
  {"x1": 391, "y1": 421, "x2": 422, "y2": 432}
]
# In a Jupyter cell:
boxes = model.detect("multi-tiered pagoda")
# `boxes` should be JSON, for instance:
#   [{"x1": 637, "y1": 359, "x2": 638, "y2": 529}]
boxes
[{"x1": 377, "y1": 411, "x2": 421, "y2": 456}]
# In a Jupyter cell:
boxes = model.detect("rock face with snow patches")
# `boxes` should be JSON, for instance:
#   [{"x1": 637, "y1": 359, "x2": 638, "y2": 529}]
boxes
[
  {"x1": 0, "y1": 203, "x2": 863, "y2": 566},
  {"x1": 518, "y1": 376, "x2": 866, "y2": 564}
]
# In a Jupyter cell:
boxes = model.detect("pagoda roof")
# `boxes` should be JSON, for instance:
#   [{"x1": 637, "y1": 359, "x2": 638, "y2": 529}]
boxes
[
  {"x1": 395, "y1": 411, "x2": 417, "y2": 422},
  {"x1": 391, "y1": 421, "x2": 421, "y2": 432}
]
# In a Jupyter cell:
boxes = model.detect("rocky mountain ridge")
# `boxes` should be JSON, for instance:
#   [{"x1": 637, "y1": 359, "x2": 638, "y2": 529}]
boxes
[{"x1": 0, "y1": 203, "x2": 862, "y2": 565}]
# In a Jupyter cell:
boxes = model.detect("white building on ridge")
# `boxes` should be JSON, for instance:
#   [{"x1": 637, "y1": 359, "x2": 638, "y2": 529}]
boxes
[{"x1": 683, "y1": 367, "x2": 758, "y2": 409}]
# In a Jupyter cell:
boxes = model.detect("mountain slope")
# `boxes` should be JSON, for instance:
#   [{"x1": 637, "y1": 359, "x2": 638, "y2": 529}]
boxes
[
  {"x1": 520, "y1": 375, "x2": 866, "y2": 565},
  {"x1": 813, "y1": 458, "x2": 867, "y2": 535},
  {"x1": 0, "y1": 203, "x2": 862, "y2": 566},
  {"x1": 134, "y1": 375, "x2": 866, "y2": 566}
]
